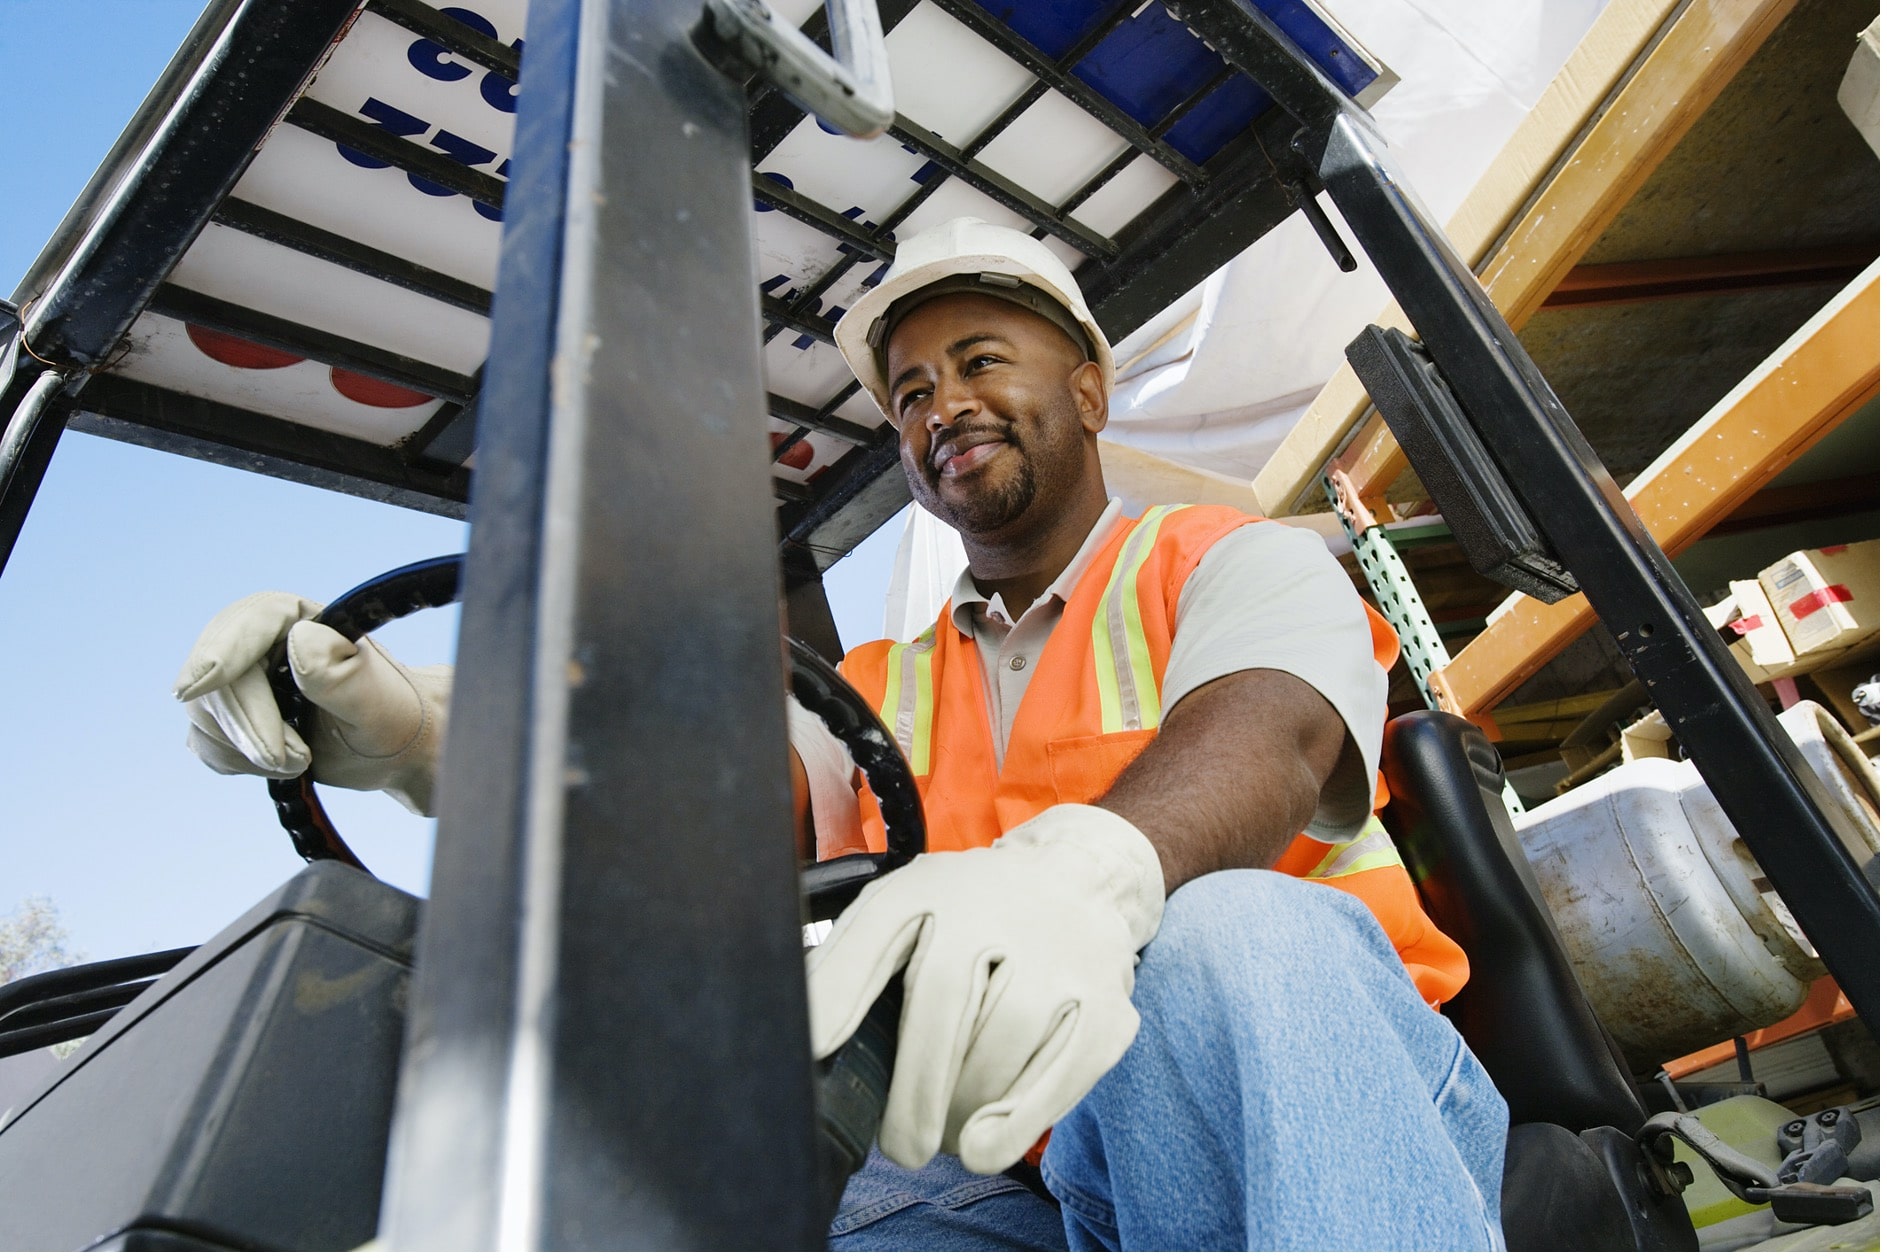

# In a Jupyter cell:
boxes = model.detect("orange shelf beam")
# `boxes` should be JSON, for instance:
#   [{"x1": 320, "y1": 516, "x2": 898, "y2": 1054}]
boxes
[
  {"x1": 1435, "y1": 267, "x2": 1879, "y2": 718},
  {"x1": 1664, "y1": 975, "x2": 1856, "y2": 1079},
  {"x1": 1255, "y1": 0, "x2": 1801, "y2": 514}
]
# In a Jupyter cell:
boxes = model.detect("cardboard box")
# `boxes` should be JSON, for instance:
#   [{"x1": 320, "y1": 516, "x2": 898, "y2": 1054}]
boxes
[
  {"x1": 1759, "y1": 541, "x2": 1880, "y2": 656},
  {"x1": 1838, "y1": 17, "x2": 1880, "y2": 157},
  {"x1": 1621, "y1": 710, "x2": 1674, "y2": 762},
  {"x1": 1703, "y1": 580, "x2": 1842, "y2": 684}
]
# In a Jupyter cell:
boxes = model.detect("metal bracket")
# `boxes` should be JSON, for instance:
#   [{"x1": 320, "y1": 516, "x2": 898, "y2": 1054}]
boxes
[
  {"x1": 697, "y1": 0, "x2": 893, "y2": 139},
  {"x1": 0, "y1": 301, "x2": 20, "y2": 393},
  {"x1": 1345, "y1": 324, "x2": 1579, "y2": 604},
  {"x1": 1324, "y1": 468, "x2": 1523, "y2": 816}
]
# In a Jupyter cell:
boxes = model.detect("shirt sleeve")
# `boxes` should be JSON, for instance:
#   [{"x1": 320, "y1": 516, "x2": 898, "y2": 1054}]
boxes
[
  {"x1": 786, "y1": 693, "x2": 866, "y2": 854},
  {"x1": 1161, "y1": 522, "x2": 1386, "y2": 844}
]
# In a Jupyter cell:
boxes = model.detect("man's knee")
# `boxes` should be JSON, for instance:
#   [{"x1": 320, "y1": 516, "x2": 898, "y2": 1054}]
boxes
[{"x1": 1138, "y1": 869, "x2": 1395, "y2": 999}]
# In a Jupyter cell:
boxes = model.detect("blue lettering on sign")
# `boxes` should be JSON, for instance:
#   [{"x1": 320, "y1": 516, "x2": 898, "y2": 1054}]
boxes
[
  {"x1": 333, "y1": 96, "x2": 509, "y2": 222},
  {"x1": 406, "y1": 7, "x2": 494, "y2": 80},
  {"x1": 480, "y1": 51, "x2": 522, "y2": 114},
  {"x1": 405, "y1": 7, "x2": 523, "y2": 115}
]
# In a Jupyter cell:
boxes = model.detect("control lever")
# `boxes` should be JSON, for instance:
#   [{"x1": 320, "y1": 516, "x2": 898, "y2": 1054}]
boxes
[
  {"x1": 1639, "y1": 1110, "x2": 1875, "y2": 1226},
  {"x1": 1776, "y1": 1106, "x2": 1864, "y2": 1190}
]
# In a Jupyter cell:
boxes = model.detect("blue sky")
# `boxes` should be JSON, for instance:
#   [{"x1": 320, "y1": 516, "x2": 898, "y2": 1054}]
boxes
[{"x1": 0, "y1": 0, "x2": 904, "y2": 964}]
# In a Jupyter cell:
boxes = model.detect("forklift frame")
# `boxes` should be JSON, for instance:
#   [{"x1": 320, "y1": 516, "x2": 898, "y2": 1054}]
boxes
[{"x1": 0, "y1": 0, "x2": 1876, "y2": 1247}]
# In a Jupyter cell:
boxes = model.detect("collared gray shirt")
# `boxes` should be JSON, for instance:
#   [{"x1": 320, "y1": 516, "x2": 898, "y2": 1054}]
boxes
[{"x1": 790, "y1": 500, "x2": 1386, "y2": 853}]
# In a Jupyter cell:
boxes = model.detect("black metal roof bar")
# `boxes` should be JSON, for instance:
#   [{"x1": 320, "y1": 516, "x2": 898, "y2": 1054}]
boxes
[
  {"x1": 779, "y1": 425, "x2": 906, "y2": 565},
  {"x1": 761, "y1": 293, "x2": 838, "y2": 345},
  {"x1": 11, "y1": 0, "x2": 246, "y2": 308},
  {"x1": 772, "y1": 475, "x2": 818, "y2": 503},
  {"x1": 73, "y1": 376, "x2": 469, "y2": 515},
  {"x1": 1058, "y1": 144, "x2": 1140, "y2": 217},
  {"x1": 924, "y1": 0, "x2": 1206, "y2": 188},
  {"x1": 1161, "y1": 0, "x2": 1352, "y2": 130},
  {"x1": 148, "y1": 284, "x2": 479, "y2": 406},
  {"x1": 767, "y1": 389, "x2": 876, "y2": 445},
  {"x1": 0, "y1": 373, "x2": 70, "y2": 580},
  {"x1": 285, "y1": 98, "x2": 508, "y2": 210},
  {"x1": 773, "y1": 377, "x2": 875, "y2": 474},
  {"x1": 751, "y1": 176, "x2": 894, "y2": 261},
  {"x1": 754, "y1": 0, "x2": 1139, "y2": 352},
  {"x1": 773, "y1": 425, "x2": 813, "y2": 457},
  {"x1": 367, "y1": 0, "x2": 520, "y2": 80},
  {"x1": 823, "y1": 379, "x2": 866, "y2": 417},
  {"x1": 1151, "y1": 64, "x2": 1239, "y2": 139},
  {"x1": 406, "y1": 363, "x2": 485, "y2": 466},
  {"x1": 887, "y1": 114, "x2": 1118, "y2": 259},
  {"x1": 1078, "y1": 109, "x2": 1304, "y2": 337},
  {"x1": 761, "y1": 271, "x2": 849, "y2": 344},
  {"x1": 214, "y1": 198, "x2": 494, "y2": 315},
  {"x1": 18, "y1": 0, "x2": 365, "y2": 368},
  {"x1": 406, "y1": 398, "x2": 475, "y2": 466}
]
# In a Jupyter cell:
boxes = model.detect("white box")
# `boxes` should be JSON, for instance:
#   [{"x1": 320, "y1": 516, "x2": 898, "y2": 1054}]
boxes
[{"x1": 1759, "y1": 541, "x2": 1880, "y2": 656}]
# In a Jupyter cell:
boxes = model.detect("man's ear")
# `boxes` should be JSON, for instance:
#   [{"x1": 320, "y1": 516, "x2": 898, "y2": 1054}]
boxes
[{"x1": 1070, "y1": 359, "x2": 1108, "y2": 435}]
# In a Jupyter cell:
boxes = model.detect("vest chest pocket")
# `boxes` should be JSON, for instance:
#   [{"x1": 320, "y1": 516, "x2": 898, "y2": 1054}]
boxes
[{"x1": 1045, "y1": 729, "x2": 1158, "y2": 804}]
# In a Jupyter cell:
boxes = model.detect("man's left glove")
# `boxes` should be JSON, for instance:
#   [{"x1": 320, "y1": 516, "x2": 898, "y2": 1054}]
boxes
[{"x1": 806, "y1": 802, "x2": 1165, "y2": 1174}]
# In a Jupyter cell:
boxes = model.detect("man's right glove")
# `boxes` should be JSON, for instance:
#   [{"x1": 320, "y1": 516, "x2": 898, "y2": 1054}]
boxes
[
  {"x1": 806, "y1": 803, "x2": 1166, "y2": 1174},
  {"x1": 173, "y1": 591, "x2": 452, "y2": 816}
]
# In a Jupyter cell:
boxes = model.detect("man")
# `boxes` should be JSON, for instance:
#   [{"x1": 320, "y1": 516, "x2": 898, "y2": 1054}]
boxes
[{"x1": 177, "y1": 218, "x2": 1507, "y2": 1249}]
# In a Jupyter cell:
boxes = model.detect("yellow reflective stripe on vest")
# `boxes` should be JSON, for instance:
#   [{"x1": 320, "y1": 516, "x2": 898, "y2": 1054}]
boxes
[
  {"x1": 1091, "y1": 505, "x2": 1182, "y2": 733},
  {"x1": 877, "y1": 625, "x2": 937, "y2": 775},
  {"x1": 1303, "y1": 815, "x2": 1405, "y2": 881}
]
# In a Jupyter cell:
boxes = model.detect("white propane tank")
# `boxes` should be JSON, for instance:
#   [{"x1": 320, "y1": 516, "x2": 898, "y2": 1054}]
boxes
[{"x1": 1514, "y1": 703, "x2": 1879, "y2": 1070}]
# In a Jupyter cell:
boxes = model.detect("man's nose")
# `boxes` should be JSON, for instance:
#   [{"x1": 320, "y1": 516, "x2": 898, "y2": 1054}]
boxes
[{"x1": 929, "y1": 375, "x2": 978, "y2": 431}]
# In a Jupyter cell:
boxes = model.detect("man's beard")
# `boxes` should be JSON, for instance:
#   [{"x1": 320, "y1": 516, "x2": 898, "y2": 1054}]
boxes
[
  {"x1": 927, "y1": 445, "x2": 1037, "y2": 535},
  {"x1": 905, "y1": 420, "x2": 1041, "y2": 539},
  {"x1": 909, "y1": 388, "x2": 1087, "y2": 537}
]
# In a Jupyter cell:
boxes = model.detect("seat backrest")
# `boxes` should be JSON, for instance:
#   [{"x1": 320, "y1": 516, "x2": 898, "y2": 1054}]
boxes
[{"x1": 1381, "y1": 710, "x2": 1646, "y2": 1134}]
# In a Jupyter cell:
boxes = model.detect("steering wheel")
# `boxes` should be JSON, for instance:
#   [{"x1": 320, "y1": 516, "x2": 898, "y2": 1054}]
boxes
[{"x1": 265, "y1": 554, "x2": 922, "y2": 1217}]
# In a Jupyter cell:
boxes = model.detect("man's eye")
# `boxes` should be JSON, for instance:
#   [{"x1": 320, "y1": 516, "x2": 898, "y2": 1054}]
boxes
[
  {"x1": 897, "y1": 388, "x2": 930, "y2": 414},
  {"x1": 967, "y1": 354, "x2": 999, "y2": 371}
]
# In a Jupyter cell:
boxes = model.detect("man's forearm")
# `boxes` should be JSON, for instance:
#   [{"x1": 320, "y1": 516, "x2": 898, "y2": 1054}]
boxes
[
  {"x1": 1095, "y1": 668, "x2": 1347, "y2": 896},
  {"x1": 790, "y1": 744, "x2": 814, "y2": 861}
]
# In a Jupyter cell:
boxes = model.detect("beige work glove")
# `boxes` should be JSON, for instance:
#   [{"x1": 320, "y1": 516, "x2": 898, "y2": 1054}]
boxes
[
  {"x1": 173, "y1": 591, "x2": 451, "y2": 816},
  {"x1": 806, "y1": 803, "x2": 1165, "y2": 1173}
]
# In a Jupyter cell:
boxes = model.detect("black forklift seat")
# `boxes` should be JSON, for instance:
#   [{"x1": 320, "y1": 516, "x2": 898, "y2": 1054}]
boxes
[{"x1": 1381, "y1": 710, "x2": 1698, "y2": 1250}]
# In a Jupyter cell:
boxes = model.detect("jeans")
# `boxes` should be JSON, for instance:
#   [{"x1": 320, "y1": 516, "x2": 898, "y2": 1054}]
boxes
[{"x1": 829, "y1": 870, "x2": 1508, "y2": 1250}]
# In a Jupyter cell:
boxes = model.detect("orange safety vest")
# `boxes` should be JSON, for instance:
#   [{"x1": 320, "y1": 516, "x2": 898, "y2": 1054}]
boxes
[{"x1": 832, "y1": 504, "x2": 1469, "y2": 1008}]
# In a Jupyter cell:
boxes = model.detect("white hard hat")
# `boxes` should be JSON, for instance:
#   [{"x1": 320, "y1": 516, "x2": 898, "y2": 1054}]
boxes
[{"x1": 833, "y1": 217, "x2": 1114, "y2": 415}]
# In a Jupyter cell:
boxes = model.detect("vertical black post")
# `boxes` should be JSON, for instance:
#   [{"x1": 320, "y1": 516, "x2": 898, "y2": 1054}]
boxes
[
  {"x1": 0, "y1": 372, "x2": 71, "y2": 577},
  {"x1": 378, "y1": 0, "x2": 825, "y2": 1247}
]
